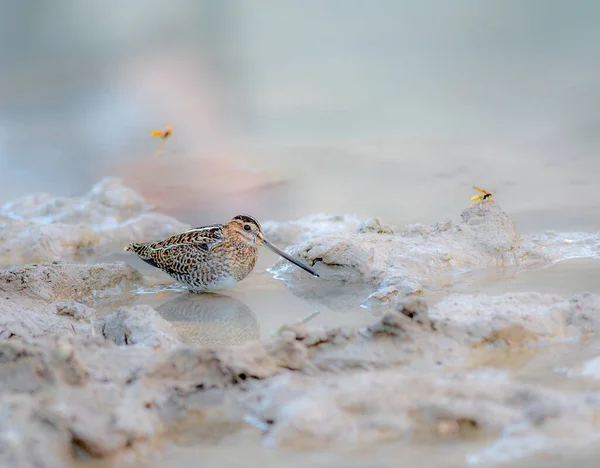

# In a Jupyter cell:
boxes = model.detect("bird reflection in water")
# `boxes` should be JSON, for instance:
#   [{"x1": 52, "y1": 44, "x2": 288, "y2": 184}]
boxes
[{"x1": 155, "y1": 293, "x2": 259, "y2": 347}]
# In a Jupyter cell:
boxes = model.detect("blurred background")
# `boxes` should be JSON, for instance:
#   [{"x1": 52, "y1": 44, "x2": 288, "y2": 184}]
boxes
[{"x1": 0, "y1": 0, "x2": 599, "y2": 233}]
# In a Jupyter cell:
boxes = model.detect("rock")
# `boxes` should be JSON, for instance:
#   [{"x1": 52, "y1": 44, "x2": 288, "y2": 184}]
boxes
[
  {"x1": 97, "y1": 305, "x2": 182, "y2": 348},
  {"x1": 0, "y1": 177, "x2": 189, "y2": 266}
]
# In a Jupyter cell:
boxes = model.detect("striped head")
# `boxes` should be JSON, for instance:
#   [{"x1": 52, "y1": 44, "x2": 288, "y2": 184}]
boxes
[
  {"x1": 226, "y1": 215, "x2": 263, "y2": 245},
  {"x1": 226, "y1": 214, "x2": 319, "y2": 278}
]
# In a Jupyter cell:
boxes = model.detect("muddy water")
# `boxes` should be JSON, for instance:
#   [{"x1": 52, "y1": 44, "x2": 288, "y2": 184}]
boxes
[
  {"x1": 95, "y1": 249, "x2": 377, "y2": 344},
  {"x1": 2, "y1": 1, "x2": 600, "y2": 466},
  {"x1": 90, "y1": 253, "x2": 600, "y2": 351},
  {"x1": 428, "y1": 258, "x2": 600, "y2": 303}
]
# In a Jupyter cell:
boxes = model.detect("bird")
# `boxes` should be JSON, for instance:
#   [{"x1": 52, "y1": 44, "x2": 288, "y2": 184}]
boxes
[{"x1": 124, "y1": 214, "x2": 319, "y2": 292}]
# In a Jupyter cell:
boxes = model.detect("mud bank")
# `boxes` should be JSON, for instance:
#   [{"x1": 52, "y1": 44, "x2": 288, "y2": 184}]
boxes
[
  {"x1": 0, "y1": 178, "x2": 189, "y2": 266},
  {"x1": 268, "y1": 206, "x2": 600, "y2": 306},
  {"x1": 2, "y1": 259, "x2": 600, "y2": 466},
  {"x1": 1, "y1": 180, "x2": 600, "y2": 467}
]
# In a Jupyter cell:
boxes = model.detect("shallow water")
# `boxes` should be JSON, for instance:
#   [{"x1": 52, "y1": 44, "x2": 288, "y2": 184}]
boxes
[
  {"x1": 3, "y1": 1, "x2": 600, "y2": 466},
  {"x1": 95, "y1": 249, "x2": 376, "y2": 346},
  {"x1": 428, "y1": 258, "x2": 600, "y2": 303},
  {"x1": 90, "y1": 250, "x2": 600, "y2": 351}
]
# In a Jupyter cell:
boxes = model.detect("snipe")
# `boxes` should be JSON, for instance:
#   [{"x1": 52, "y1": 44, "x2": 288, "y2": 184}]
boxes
[{"x1": 125, "y1": 215, "x2": 318, "y2": 292}]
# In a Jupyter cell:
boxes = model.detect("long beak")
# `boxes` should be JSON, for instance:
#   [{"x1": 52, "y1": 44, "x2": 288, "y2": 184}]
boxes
[{"x1": 261, "y1": 238, "x2": 319, "y2": 277}]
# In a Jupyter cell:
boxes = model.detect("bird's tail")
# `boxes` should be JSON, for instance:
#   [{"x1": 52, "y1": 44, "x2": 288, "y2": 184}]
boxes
[{"x1": 124, "y1": 242, "x2": 152, "y2": 259}]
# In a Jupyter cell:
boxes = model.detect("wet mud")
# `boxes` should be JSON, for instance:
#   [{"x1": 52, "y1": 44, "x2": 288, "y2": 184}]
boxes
[{"x1": 1, "y1": 179, "x2": 599, "y2": 467}]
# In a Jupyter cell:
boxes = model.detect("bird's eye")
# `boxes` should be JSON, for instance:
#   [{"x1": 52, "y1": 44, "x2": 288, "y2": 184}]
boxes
[{"x1": 244, "y1": 224, "x2": 252, "y2": 231}]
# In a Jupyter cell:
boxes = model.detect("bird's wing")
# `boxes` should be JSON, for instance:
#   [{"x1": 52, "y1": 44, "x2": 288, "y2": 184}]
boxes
[
  {"x1": 144, "y1": 225, "x2": 225, "y2": 277},
  {"x1": 148, "y1": 225, "x2": 224, "y2": 253}
]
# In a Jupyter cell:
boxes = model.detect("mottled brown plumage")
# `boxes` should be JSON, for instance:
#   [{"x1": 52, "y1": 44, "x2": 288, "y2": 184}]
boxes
[{"x1": 125, "y1": 215, "x2": 318, "y2": 292}]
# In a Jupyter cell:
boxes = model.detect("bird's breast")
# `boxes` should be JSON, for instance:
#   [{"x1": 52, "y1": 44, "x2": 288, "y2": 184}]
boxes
[{"x1": 223, "y1": 243, "x2": 258, "y2": 281}]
